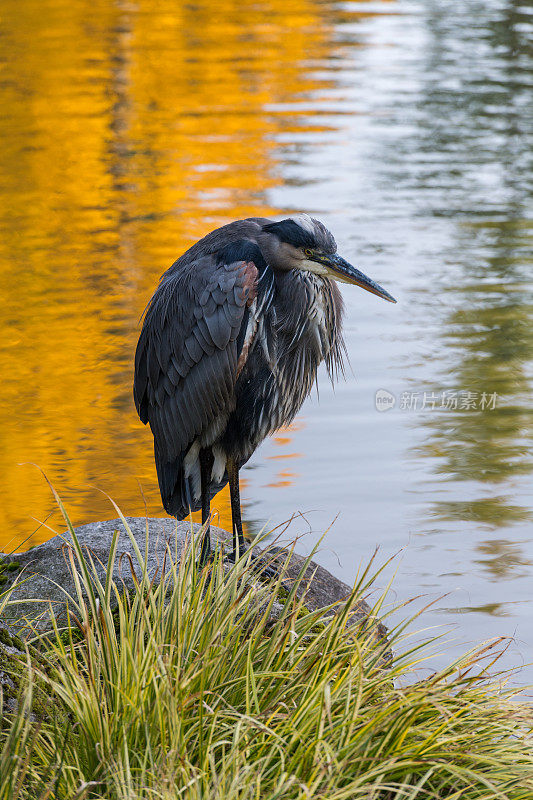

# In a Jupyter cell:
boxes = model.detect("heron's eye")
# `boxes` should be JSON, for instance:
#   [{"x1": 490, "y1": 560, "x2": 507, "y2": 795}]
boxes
[{"x1": 304, "y1": 248, "x2": 313, "y2": 257}]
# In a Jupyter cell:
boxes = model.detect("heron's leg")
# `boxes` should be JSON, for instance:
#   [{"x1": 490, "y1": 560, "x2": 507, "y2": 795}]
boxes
[
  {"x1": 199, "y1": 448, "x2": 213, "y2": 566},
  {"x1": 227, "y1": 458, "x2": 245, "y2": 555},
  {"x1": 226, "y1": 459, "x2": 278, "y2": 580}
]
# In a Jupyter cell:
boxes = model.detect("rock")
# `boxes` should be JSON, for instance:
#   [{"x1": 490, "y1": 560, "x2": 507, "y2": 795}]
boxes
[
  {"x1": 0, "y1": 624, "x2": 67, "y2": 721},
  {"x1": 0, "y1": 625, "x2": 23, "y2": 713},
  {"x1": 268, "y1": 546, "x2": 390, "y2": 646},
  {"x1": 0, "y1": 518, "x2": 387, "y2": 647},
  {"x1": 1, "y1": 518, "x2": 204, "y2": 632}
]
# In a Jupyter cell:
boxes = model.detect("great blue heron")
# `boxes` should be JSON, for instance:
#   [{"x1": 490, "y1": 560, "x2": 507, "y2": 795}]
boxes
[{"x1": 134, "y1": 215, "x2": 395, "y2": 566}]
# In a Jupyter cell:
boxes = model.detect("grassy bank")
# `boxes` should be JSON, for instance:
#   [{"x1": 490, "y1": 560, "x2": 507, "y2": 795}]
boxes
[{"x1": 1, "y1": 506, "x2": 532, "y2": 799}]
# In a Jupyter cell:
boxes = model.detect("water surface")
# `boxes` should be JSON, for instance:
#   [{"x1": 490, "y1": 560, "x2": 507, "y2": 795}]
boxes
[{"x1": 0, "y1": 0, "x2": 532, "y2": 676}]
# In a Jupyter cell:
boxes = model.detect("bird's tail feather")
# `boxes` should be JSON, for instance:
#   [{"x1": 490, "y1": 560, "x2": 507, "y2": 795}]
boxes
[{"x1": 154, "y1": 444, "x2": 228, "y2": 520}]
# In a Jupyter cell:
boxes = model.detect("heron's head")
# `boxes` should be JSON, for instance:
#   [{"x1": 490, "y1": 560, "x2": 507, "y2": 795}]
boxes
[{"x1": 261, "y1": 214, "x2": 396, "y2": 303}]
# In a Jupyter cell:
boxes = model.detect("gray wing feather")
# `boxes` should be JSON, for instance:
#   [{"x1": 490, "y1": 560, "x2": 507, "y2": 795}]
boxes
[
  {"x1": 134, "y1": 225, "x2": 276, "y2": 517},
  {"x1": 134, "y1": 256, "x2": 256, "y2": 464}
]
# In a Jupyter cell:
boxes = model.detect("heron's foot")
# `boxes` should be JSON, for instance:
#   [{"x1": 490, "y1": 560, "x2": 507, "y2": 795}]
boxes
[{"x1": 226, "y1": 547, "x2": 280, "y2": 581}]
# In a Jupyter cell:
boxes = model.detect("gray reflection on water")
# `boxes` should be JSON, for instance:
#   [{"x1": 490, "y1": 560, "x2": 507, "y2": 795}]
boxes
[
  {"x1": 405, "y1": 1, "x2": 533, "y2": 528},
  {"x1": 250, "y1": 0, "x2": 532, "y2": 673}
]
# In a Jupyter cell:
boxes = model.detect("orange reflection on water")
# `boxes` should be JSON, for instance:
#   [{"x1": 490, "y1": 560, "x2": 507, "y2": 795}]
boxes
[
  {"x1": 267, "y1": 453, "x2": 303, "y2": 460},
  {"x1": 0, "y1": 0, "x2": 338, "y2": 550},
  {"x1": 263, "y1": 420, "x2": 304, "y2": 489},
  {"x1": 266, "y1": 471, "x2": 300, "y2": 490}
]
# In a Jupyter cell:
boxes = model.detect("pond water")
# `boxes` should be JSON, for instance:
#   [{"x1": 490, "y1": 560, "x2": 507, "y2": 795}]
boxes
[{"x1": 1, "y1": 0, "x2": 532, "y2": 677}]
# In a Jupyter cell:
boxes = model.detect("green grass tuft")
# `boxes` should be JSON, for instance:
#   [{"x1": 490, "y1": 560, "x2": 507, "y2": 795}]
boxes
[{"x1": 1, "y1": 502, "x2": 532, "y2": 799}]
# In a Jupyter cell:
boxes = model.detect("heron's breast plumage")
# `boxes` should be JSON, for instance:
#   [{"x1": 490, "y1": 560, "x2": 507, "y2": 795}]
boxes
[
  {"x1": 222, "y1": 271, "x2": 345, "y2": 464},
  {"x1": 273, "y1": 271, "x2": 345, "y2": 420}
]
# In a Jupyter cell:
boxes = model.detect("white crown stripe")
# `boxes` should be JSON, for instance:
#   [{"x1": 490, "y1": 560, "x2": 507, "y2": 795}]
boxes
[{"x1": 289, "y1": 214, "x2": 315, "y2": 235}]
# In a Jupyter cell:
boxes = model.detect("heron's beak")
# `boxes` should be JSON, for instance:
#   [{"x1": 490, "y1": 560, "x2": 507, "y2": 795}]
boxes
[{"x1": 324, "y1": 254, "x2": 396, "y2": 303}]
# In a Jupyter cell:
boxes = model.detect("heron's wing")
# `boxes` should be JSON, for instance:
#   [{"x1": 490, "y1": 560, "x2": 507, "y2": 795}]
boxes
[{"x1": 134, "y1": 251, "x2": 274, "y2": 469}]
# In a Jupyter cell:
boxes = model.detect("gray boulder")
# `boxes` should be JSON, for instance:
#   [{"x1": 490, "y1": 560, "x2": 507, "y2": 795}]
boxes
[
  {"x1": 0, "y1": 625, "x2": 26, "y2": 714},
  {"x1": 0, "y1": 625, "x2": 68, "y2": 721},
  {"x1": 0, "y1": 518, "x2": 387, "y2": 644}
]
